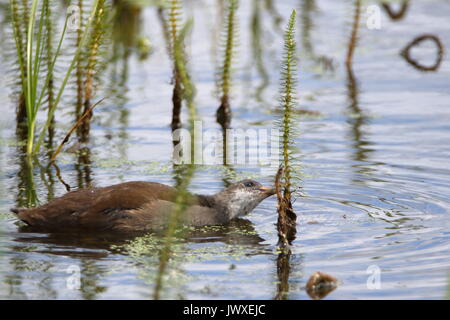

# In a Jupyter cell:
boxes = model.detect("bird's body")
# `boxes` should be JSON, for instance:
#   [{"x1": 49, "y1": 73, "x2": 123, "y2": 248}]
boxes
[{"x1": 11, "y1": 180, "x2": 274, "y2": 233}]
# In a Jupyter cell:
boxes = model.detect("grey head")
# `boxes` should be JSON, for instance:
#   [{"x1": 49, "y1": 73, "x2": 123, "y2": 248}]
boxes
[{"x1": 211, "y1": 179, "x2": 275, "y2": 220}]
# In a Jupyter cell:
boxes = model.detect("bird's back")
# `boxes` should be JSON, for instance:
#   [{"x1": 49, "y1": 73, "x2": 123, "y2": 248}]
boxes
[{"x1": 12, "y1": 181, "x2": 197, "y2": 232}]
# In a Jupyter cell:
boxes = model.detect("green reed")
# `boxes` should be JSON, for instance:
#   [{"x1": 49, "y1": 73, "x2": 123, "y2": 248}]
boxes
[
  {"x1": 10, "y1": 0, "x2": 101, "y2": 156},
  {"x1": 275, "y1": 10, "x2": 300, "y2": 250},
  {"x1": 154, "y1": 19, "x2": 197, "y2": 300}
]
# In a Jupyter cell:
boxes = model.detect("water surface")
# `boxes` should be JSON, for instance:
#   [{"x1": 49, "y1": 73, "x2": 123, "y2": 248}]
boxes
[{"x1": 0, "y1": 0, "x2": 449, "y2": 299}]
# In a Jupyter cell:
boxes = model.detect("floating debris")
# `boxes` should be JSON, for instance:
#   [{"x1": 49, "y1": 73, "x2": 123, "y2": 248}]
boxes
[{"x1": 306, "y1": 271, "x2": 339, "y2": 300}]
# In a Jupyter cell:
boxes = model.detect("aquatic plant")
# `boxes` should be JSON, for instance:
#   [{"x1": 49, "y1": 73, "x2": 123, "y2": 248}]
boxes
[
  {"x1": 10, "y1": 0, "x2": 27, "y2": 124},
  {"x1": 11, "y1": 0, "x2": 55, "y2": 155},
  {"x1": 42, "y1": 0, "x2": 55, "y2": 147},
  {"x1": 10, "y1": 0, "x2": 101, "y2": 156},
  {"x1": 157, "y1": 5, "x2": 171, "y2": 56},
  {"x1": 216, "y1": 0, "x2": 238, "y2": 129},
  {"x1": 75, "y1": 0, "x2": 84, "y2": 123},
  {"x1": 346, "y1": 0, "x2": 361, "y2": 68},
  {"x1": 166, "y1": 0, "x2": 184, "y2": 130},
  {"x1": 154, "y1": 20, "x2": 197, "y2": 300},
  {"x1": 78, "y1": 0, "x2": 110, "y2": 142},
  {"x1": 275, "y1": 10, "x2": 300, "y2": 250}
]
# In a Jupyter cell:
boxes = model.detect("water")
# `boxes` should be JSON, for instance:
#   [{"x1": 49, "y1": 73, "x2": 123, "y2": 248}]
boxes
[{"x1": 0, "y1": 0, "x2": 450, "y2": 299}]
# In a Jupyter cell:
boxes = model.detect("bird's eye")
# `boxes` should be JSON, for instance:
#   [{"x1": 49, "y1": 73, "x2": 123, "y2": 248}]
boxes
[{"x1": 244, "y1": 181, "x2": 255, "y2": 188}]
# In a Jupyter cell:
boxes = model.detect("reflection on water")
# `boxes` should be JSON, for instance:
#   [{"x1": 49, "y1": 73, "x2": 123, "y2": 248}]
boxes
[
  {"x1": 15, "y1": 155, "x2": 39, "y2": 209},
  {"x1": 299, "y1": 0, "x2": 335, "y2": 73},
  {"x1": 1, "y1": 0, "x2": 450, "y2": 299},
  {"x1": 381, "y1": 0, "x2": 410, "y2": 21},
  {"x1": 75, "y1": 147, "x2": 94, "y2": 189},
  {"x1": 250, "y1": 0, "x2": 269, "y2": 102},
  {"x1": 345, "y1": 67, "x2": 374, "y2": 182},
  {"x1": 401, "y1": 34, "x2": 444, "y2": 72},
  {"x1": 274, "y1": 251, "x2": 292, "y2": 300},
  {"x1": 4, "y1": 218, "x2": 268, "y2": 299}
]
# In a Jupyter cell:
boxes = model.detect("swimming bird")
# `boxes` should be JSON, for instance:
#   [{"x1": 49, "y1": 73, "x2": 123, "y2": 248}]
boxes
[{"x1": 11, "y1": 179, "x2": 275, "y2": 233}]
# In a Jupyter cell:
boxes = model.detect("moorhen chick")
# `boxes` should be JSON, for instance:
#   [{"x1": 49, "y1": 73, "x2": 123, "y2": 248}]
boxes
[{"x1": 11, "y1": 179, "x2": 275, "y2": 232}]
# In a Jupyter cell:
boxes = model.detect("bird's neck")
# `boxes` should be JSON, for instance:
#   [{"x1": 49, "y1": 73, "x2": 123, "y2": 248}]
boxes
[
  {"x1": 196, "y1": 194, "x2": 216, "y2": 208},
  {"x1": 196, "y1": 194, "x2": 234, "y2": 220}
]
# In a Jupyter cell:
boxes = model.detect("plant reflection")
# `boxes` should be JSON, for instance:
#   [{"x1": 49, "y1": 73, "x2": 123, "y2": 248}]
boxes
[{"x1": 381, "y1": 0, "x2": 410, "y2": 21}]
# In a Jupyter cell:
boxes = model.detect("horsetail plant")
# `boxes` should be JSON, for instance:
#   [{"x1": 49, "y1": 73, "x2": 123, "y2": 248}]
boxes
[
  {"x1": 78, "y1": 0, "x2": 109, "y2": 142},
  {"x1": 216, "y1": 0, "x2": 238, "y2": 129},
  {"x1": 275, "y1": 10, "x2": 300, "y2": 251},
  {"x1": 166, "y1": 0, "x2": 185, "y2": 130},
  {"x1": 10, "y1": 0, "x2": 27, "y2": 124},
  {"x1": 43, "y1": 0, "x2": 55, "y2": 146},
  {"x1": 75, "y1": 0, "x2": 84, "y2": 122}
]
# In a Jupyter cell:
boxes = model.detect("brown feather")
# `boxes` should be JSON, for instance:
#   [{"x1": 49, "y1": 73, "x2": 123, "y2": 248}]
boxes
[{"x1": 13, "y1": 181, "x2": 202, "y2": 232}]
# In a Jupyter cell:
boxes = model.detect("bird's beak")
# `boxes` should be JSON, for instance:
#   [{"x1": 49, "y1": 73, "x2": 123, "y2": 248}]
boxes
[{"x1": 259, "y1": 186, "x2": 276, "y2": 197}]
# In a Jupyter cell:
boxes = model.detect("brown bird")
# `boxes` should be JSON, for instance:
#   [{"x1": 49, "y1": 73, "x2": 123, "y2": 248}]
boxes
[{"x1": 11, "y1": 179, "x2": 275, "y2": 233}]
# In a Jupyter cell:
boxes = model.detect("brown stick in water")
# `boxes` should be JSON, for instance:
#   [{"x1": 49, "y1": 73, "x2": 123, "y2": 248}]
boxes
[{"x1": 50, "y1": 98, "x2": 104, "y2": 162}]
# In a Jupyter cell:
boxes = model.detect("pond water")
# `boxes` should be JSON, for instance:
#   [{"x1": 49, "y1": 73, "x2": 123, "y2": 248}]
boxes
[{"x1": 0, "y1": 0, "x2": 450, "y2": 299}]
